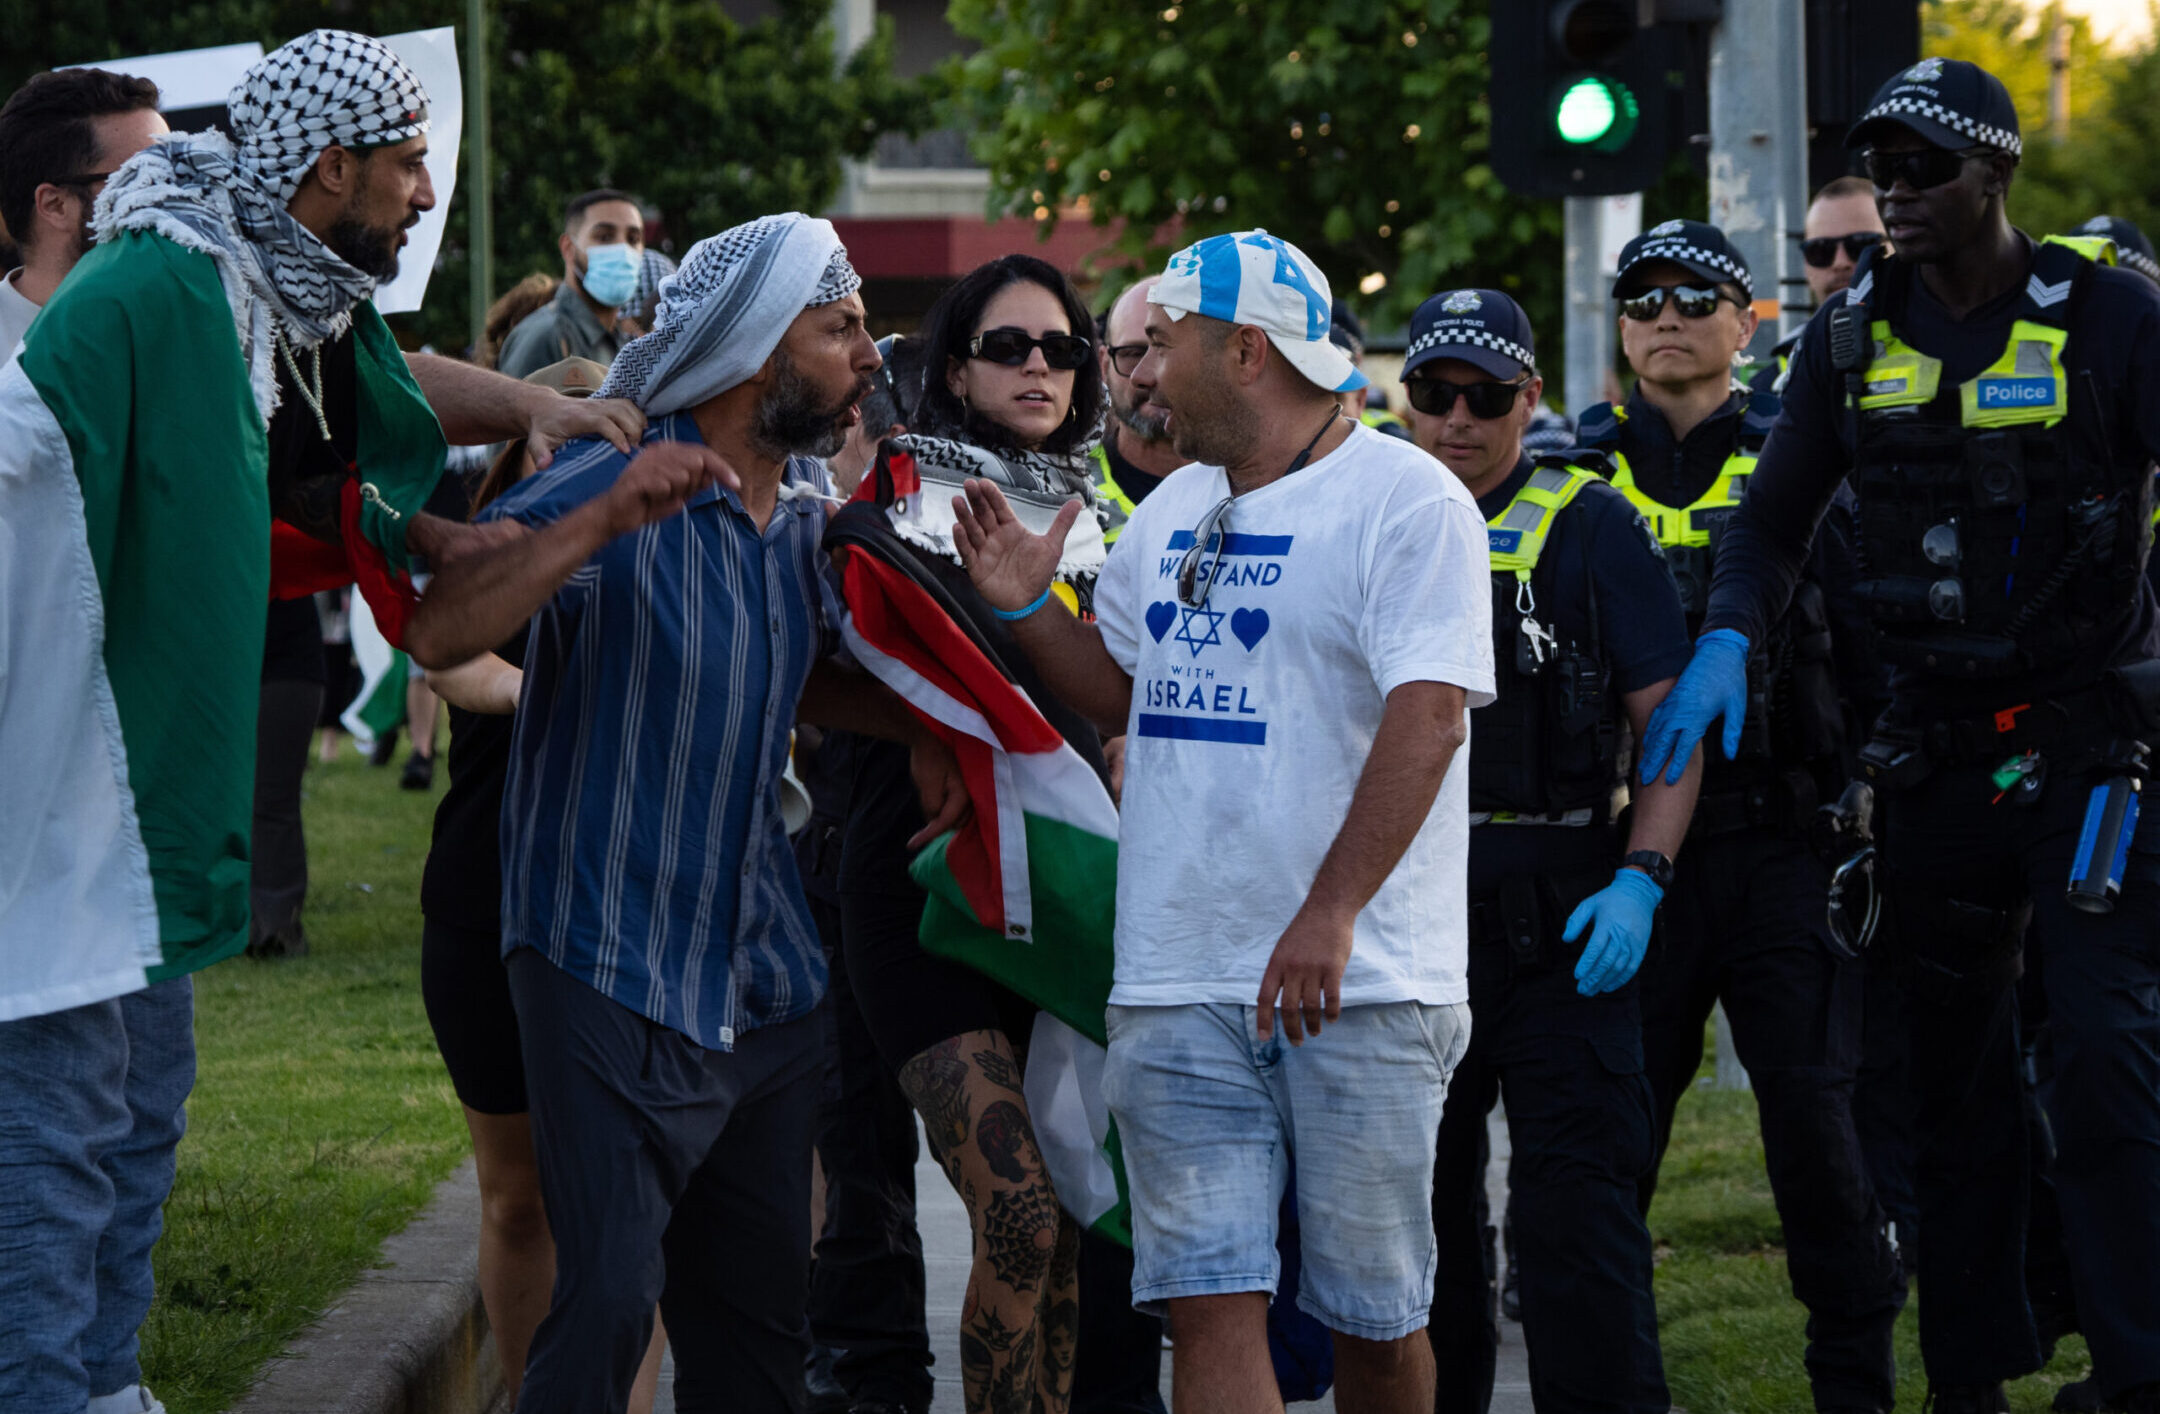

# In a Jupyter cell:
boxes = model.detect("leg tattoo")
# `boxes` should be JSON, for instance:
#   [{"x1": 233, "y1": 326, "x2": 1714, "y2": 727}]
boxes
[{"x1": 899, "y1": 1029, "x2": 1073, "y2": 1414}]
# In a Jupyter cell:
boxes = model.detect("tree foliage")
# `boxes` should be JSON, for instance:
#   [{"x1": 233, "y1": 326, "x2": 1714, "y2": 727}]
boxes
[
  {"x1": 1925, "y1": 0, "x2": 2160, "y2": 243},
  {"x1": 941, "y1": 0, "x2": 1701, "y2": 357},
  {"x1": 0, "y1": 0, "x2": 927, "y2": 350}
]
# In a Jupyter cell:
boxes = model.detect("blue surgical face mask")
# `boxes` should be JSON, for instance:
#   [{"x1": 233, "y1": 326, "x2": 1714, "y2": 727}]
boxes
[{"x1": 580, "y1": 242, "x2": 641, "y2": 308}]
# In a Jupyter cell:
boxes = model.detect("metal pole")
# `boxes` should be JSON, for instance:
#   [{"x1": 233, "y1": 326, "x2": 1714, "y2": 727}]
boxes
[
  {"x1": 1708, "y1": 0, "x2": 1810, "y2": 358},
  {"x1": 1562, "y1": 196, "x2": 1609, "y2": 417},
  {"x1": 2049, "y1": 3, "x2": 2070, "y2": 140},
  {"x1": 466, "y1": 0, "x2": 493, "y2": 352}
]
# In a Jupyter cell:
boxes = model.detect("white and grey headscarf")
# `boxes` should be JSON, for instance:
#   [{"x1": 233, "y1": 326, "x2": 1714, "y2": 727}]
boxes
[
  {"x1": 91, "y1": 29, "x2": 429, "y2": 421},
  {"x1": 596, "y1": 212, "x2": 862, "y2": 416}
]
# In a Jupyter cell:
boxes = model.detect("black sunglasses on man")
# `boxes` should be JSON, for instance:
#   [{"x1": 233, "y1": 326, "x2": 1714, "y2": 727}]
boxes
[
  {"x1": 1864, "y1": 146, "x2": 1992, "y2": 193},
  {"x1": 1403, "y1": 375, "x2": 1532, "y2": 420}
]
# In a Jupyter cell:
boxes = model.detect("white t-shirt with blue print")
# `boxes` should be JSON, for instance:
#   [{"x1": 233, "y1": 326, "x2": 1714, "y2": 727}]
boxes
[{"x1": 1095, "y1": 422, "x2": 1496, "y2": 1009}]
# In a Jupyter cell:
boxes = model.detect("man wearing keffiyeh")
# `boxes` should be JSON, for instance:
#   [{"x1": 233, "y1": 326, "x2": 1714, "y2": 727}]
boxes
[
  {"x1": 0, "y1": 31, "x2": 636, "y2": 1414},
  {"x1": 412, "y1": 211, "x2": 967, "y2": 1412}
]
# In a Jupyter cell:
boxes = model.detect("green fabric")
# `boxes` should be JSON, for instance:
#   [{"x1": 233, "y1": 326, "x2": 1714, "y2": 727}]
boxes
[
  {"x1": 21, "y1": 231, "x2": 266, "y2": 979},
  {"x1": 910, "y1": 813, "x2": 1119, "y2": 1046},
  {"x1": 912, "y1": 814, "x2": 1130, "y2": 1244},
  {"x1": 350, "y1": 303, "x2": 447, "y2": 572}
]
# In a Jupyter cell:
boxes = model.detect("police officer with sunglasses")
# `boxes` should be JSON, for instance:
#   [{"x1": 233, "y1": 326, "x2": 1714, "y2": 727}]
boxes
[
  {"x1": 1579, "y1": 218, "x2": 1909, "y2": 1414},
  {"x1": 1753, "y1": 178, "x2": 1894, "y2": 396},
  {"x1": 1642, "y1": 58, "x2": 2160, "y2": 1414},
  {"x1": 1402, "y1": 288, "x2": 1700, "y2": 1414}
]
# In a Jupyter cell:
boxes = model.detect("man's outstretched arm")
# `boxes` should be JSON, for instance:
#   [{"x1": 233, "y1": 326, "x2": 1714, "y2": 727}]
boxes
[
  {"x1": 951, "y1": 478, "x2": 1134, "y2": 732},
  {"x1": 406, "y1": 351, "x2": 644, "y2": 467},
  {"x1": 405, "y1": 442, "x2": 733, "y2": 669}
]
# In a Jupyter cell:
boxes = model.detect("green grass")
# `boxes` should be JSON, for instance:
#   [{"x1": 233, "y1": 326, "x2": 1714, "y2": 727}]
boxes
[
  {"x1": 1651, "y1": 1077, "x2": 2092, "y2": 1412},
  {"x1": 140, "y1": 741, "x2": 470, "y2": 1414}
]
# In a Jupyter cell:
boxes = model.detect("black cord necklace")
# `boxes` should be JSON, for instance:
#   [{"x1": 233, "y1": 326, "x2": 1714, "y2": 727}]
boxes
[{"x1": 1281, "y1": 405, "x2": 1342, "y2": 481}]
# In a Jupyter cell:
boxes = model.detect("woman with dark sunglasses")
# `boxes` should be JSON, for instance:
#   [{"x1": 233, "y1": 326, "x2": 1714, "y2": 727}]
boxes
[{"x1": 837, "y1": 254, "x2": 1150, "y2": 1414}]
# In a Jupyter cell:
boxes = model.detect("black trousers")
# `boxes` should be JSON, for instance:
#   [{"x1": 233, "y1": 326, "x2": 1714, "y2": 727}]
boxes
[
  {"x1": 1640, "y1": 827, "x2": 1904, "y2": 1412},
  {"x1": 1880, "y1": 760, "x2": 2160, "y2": 1396},
  {"x1": 1850, "y1": 947, "x2": 1921, "y2": 1263},
  {"x1": 1432, "y1": 842, "x2": 1667, "y2": 1414},
  {"x1": 806, "y1": 895, "x2": 934, "y2": 1411},
  {"x1": 1074, "y1": 1231, "x2": 1166, "y2": 1414},
  {"x1": 508, "y1": 950, "x2": 824, "y2": 1414},
  {"x1": 250, "y1": 678, "x2": 322, "y2": 944}
]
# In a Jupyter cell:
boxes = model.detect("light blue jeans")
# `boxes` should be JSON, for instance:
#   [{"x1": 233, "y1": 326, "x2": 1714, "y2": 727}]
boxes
[
  {"x1": 0, "y1": 978, "x2": 196, "y2": 1407},
  {"x1": 1102, "y1": 999, "x2": 1469, "y2": 1341}
]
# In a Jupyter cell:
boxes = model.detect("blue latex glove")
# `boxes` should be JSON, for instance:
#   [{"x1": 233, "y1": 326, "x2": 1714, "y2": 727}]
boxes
[
  {"x1": 1566, "y1": 867, "x2": 1664, "y2": 997},
  {"x1": 1637, "y1": 628, "x2": 1751, "y2": 786}
]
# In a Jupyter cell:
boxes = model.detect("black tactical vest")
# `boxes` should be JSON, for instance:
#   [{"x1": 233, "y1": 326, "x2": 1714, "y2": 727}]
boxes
[{"x1": 1836, "y1": 238, "x2": 2150, "y2": 680}]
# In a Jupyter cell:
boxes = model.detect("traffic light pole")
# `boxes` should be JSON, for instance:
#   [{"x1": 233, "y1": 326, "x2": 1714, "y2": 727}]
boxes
[
  {"x1": 1562, "y1": 197, "x2": 1612, "y2": 417},
  {"x1": 1708, "y1": 0, "x2": 1810, "y2": 360}
]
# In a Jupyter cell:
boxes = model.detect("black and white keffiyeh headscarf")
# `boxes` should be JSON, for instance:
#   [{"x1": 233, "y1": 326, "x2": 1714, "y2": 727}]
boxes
[
  {"x1": 92, "y1": 30, "x2": 428, "y2": 422},
  {"x1": 230, "y1": 30, "x2": 432, "y2": 203},
  {"x1": 596, "y1": 213, "x2": 863, "y2": 416}
]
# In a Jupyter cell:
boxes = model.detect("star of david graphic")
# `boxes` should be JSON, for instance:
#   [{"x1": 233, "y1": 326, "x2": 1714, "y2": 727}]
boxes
[{"x1": 1173, "y1": 604, "x2": 1225, "y2": 658}]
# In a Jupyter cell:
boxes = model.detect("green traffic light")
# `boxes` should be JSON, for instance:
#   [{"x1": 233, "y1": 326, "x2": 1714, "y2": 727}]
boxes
[
  {"x1": 1552, "y1": 74, "x2": 1640, "y2": 153},
  {"x1": 1556, "y1": 76, "x2": 1618, "y2": 144}
]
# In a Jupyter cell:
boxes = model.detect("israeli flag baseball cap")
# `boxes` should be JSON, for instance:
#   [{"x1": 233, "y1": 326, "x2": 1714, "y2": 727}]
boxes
[{"x1": 1149, "y1": 230, "x2": 1369, "y2": 394}]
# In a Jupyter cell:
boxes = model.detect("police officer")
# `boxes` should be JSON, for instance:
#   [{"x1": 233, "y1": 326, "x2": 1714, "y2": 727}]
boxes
[
  {"x1": 1753, "y1": 178, "x2": 1892, "y2": 395},
  {"x1": 1585, "y1": 219, "x2": 1906, "y2": 1414},
  {"x1": 1642, "y1": 60, "x2": 2160, "y2": 1412},
  {"x1": 1406, "y1": 289, "x2": 1700, "y2": 1414}
]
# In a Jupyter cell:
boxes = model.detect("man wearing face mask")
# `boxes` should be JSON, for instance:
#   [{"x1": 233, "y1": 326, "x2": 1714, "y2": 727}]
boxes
[
  {"x1": 1642, "y1": 59, "x2": 2160, "y2": 1412},
  {"x1": 497, "y1": 187, "x2": 646, "y2": 379},
  {"x1": 1577, "y1": 220, "x2": 1907, "y2": 1414}
]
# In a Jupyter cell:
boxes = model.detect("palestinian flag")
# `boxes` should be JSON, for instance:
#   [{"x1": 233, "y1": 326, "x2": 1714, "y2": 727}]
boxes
[
  {"x1": 342, "y1": 590, "x2": 412, "y2": 747},
  {"x1": 828, "y1": 440, "x2": 1129, "y2": 1243},
  {"x1": 0, "y1": 229, "x2": 440, "y2": 1022}
]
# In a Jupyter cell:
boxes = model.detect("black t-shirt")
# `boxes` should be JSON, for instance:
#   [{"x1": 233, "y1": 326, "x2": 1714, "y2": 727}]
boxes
[
  {"x1": 1469, "y1": 457, "x2": 1691, "y2": 892},
  {"x1": 1101, "y1": 431, "x2": 1166, "y2": 506},
  {"x1": 420, "y1": 629, "x2": 529, "y2": 931},
  {"x1": 1706, "y1": 236, "x2": 2160, "y2": 704},
  {"x1": 262, "y1": 595, "x2": 326, "y2": 685},
  {"x1": 266, "y1": 328, "x2": 362, "y2": 545}
]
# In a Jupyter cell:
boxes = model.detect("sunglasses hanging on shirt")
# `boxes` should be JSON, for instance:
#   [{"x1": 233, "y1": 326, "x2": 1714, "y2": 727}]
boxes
[
  {"x1": 969, "y1": 326, "x2": 1094, "y2": 370},
  {"x1": 1800, "y1": 231, "x2": 1887, "y2": 269},
  {"x1": 1617, "y1": 285, "x2": 1742, "y2": 323},
  {"x1": 1403, "y1": 376, "x2": 1532, "y2": 420}
]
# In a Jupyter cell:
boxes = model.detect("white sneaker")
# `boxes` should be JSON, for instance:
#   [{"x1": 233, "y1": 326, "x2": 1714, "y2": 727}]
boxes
[{"x1": 87, "y1": 1384, "x2": 167, "y2": 1414}]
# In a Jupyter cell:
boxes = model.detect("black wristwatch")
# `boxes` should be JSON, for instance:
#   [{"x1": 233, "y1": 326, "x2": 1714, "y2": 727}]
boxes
[{"x1": 1621, "y1": 850, "x2": 1675, "y2": 889}]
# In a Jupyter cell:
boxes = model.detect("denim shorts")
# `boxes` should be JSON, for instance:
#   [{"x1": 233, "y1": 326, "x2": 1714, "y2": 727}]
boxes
[{"x1": 1101, "y1": 999, "x2": 1469, "y2": 1341}]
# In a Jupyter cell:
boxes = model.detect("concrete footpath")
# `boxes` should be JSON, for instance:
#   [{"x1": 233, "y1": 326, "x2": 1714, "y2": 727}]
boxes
[{"x1": 653, "y1": 1108, "x2": 1533, "y2": 1412}]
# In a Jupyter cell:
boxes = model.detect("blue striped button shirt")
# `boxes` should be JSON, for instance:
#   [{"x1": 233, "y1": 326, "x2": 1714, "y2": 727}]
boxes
[{"x1": 482, "y1": 413, "x2": 838, "y2": 1049}]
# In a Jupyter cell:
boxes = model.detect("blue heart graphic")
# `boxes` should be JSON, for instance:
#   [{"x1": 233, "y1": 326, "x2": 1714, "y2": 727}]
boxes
[
  {"x1": 1146, "y1": 601, "x2": 1178, "y2": 642},
  {"x1": 1230, "y1": 607, "x2": 1270, "y2": 651}
]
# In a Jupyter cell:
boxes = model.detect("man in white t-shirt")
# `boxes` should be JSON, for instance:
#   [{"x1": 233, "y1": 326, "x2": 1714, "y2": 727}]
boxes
[
  {"x1": 0, "y1": 68, "x2": 168, "y2": 355},
  {"x1": 951, "y1": 229, "x2": 1494, "y2": 1413}
]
